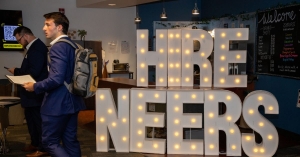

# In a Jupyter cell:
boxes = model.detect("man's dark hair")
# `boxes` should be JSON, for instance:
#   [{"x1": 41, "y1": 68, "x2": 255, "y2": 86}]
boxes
[
  {"x1": 13, "y1": 26, "x2": 33, "y2": 36},
  {"x1": 43, "y1": 12, "x2": 69, "y2": 34}
]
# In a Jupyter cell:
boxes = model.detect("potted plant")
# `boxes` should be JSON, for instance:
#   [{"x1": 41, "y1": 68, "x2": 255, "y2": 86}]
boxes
[{"x1": 77, "y1": 29, "x2": 87, "y2": 41}]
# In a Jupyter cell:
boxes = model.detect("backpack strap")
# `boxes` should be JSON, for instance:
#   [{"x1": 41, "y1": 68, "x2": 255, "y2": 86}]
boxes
[
  {"x1": 57, "y1": 38, "x2": 84, "y2": 49},
  {"x1": 47, "y1": 38, "x2": 82, "y2": 94},
  {"x1": 47, "y1": 38, "x2": 81, "y2": 63}
]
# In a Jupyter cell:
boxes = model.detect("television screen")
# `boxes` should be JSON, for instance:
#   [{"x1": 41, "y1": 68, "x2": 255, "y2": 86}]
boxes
[{"x1": 0, "y1": 10, "x2": 23, "y2": 51}]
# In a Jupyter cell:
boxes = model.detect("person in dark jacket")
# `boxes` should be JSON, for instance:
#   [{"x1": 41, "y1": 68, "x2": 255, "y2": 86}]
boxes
[
  {"x1": 23, "y1": 12, "x2": 85, "y2": 157},
  {"x1": 7, "y1": 26, "x2": 48, "y2": 156}
]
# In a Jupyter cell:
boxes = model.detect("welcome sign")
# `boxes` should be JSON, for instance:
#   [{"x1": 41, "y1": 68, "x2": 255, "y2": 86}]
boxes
[{"x1": 95, "y1": 28, "x2": 279, "y2": 157}]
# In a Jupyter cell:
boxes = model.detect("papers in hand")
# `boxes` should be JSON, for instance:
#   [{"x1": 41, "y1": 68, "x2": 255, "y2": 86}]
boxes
[{"x1": 5, "y1": 75, "x2": 36, "y2": 85}]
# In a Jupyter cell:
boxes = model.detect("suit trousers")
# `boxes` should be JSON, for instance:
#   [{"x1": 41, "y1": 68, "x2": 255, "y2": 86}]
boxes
[
  {"x1": 41, "y1": 112, "x2": 81, "y2": 157},
  {"x1": 24, "y1": 106, "x2": 44, "y2": 151}
]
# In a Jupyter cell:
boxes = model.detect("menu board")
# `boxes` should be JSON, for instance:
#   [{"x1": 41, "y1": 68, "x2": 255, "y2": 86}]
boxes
[{"x1": 256, "y1": 5, "x2": 300, "y2": 78}]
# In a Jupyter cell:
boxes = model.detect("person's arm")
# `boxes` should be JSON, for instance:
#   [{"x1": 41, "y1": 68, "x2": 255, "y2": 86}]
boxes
[
  {"x1": 23, "y1": 82, "x2": 35, "y2": 91},
  {"x1": 33, "y1": 42, "x2": 70, "y2": 94},
  {"x1": 7, "y1": 67, "x2": 15, "y2": 74}
]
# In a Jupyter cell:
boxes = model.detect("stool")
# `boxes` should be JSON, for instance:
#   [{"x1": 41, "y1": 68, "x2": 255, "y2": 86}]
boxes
[
  {"x1": 0, "y1": 96, "x2": 21, "y2": 154},
  {"x1": 0, "y1": 107, "x2": 9, "y2": 154}
]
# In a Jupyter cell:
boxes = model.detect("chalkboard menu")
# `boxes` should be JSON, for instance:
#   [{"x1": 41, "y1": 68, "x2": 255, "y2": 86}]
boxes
[{"x1": 256, "y1": 5, "x2": 300, "y2": 78}]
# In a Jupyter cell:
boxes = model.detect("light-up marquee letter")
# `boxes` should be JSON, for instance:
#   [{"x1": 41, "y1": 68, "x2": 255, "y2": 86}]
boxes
[
  {"x1": 181, "y1": 29, "x2": 213, "y2": 87},
  {"x1": 167, "y1": 90, "x2": 204, "y2": 154},
  {"x1": 96, "y1": 89, "x2": 130, "y2": 152},
  {"x1": 213, "y1": 28, "x2": 248, "y2": 87},
  {"x1": 130, "y1": 89, "x2": 166, "y2": 154},
  {"x1": 168, "y1": 29, "x2": 182, "y2": 86},
  {"x1": 137, "y1": 30, "x2": 168, "y2": 86},
  {"x1": 242, "y1": 90, "x2": 279, "y2": 157},
  {"x1": 204, "y1": 90, "x2": 242, "y2": 156}
]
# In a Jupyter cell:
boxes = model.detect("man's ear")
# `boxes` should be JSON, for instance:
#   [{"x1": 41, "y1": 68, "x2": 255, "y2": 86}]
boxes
[{"x1": 57, "y1": 24, "x2": 63, "y2": 32}]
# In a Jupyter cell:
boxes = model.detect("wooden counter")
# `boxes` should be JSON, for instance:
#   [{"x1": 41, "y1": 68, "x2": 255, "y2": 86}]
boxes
[
  {"x1": 84, "y1": 78, "x2": 137, "y2": 110},
  {"x1": 98, "y1": 78, "x2": 137, "y2": 89},
  {"x1": 108, "y1": 71, "x2": 134, "y2": 79}
]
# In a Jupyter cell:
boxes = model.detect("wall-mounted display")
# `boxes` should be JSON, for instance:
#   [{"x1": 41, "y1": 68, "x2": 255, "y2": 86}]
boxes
[
  {"x1": 0, "y1": 10, "x2": 23, "y2": 51},
  {"x1": 256, "y1": 5, "x2": 300, "y2": 79}
]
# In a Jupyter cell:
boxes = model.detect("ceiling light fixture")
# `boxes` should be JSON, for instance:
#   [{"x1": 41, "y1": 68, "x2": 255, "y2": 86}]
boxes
[
  {"x1": 135, "y1": 12, "x2": 141, "y2": 23},
  {"x1": 108, "y1": 3, "x2": 116, "y2": 6},
  {"x1": 192, "y1": 2, "x2": 199, "y2": 15},
  {"x1": 160, "y1": 0, "x2": 167, "y2": 19},
  {"x1": 161, "y1": 8, "x2": 167, "y2": 19}
]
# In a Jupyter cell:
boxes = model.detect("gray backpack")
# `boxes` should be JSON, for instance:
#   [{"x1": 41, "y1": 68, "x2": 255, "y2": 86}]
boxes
[{"x1": 48, "y1": 39, "x2": 99, "y2": 98}]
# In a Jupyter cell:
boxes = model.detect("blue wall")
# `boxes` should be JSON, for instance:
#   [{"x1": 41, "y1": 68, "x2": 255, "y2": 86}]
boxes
[{"x1": 139, "y1": 0, "x2": 300, "y2": 134}]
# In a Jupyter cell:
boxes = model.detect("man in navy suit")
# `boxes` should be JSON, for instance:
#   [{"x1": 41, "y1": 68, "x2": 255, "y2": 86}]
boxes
[
  {"x1": 7, "y1": 26, "x2": 48, "y2": 156},
  {"x1": 24, "y1": 12, "x2": 86, "y2": 157}
]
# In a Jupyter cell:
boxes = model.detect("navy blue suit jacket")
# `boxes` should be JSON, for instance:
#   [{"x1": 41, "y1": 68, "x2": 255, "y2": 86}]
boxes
[
  {"x1": 14, "y1": 38, "x2": 48, "y2": 108},
  {"x1": 34, "y1": 37, "x2": 86, "y2": 116}
]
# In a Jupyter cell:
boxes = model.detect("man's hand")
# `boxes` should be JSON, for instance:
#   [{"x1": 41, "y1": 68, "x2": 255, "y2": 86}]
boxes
[
  {"x1": 7, "y1": 67, "x2": 15, "y2": 74},
  {"x1": 23, "y1": 82, "x2": 35, "y2": 92}
]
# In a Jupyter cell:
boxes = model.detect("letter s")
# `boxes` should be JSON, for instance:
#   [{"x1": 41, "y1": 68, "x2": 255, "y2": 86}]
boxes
[{"x1": 241, "y1": 90, "x2": 279, "y2": 157}]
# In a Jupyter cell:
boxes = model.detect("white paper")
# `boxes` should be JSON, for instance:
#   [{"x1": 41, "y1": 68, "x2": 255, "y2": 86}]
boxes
[
  {"x1": 108, "y1": 41, "x2": 117, "y2": 53},
  {"x1": 6, "y1": 75, "x2": 36, "y2": 85},
  {"x1": 121, "y1": 41, "x2": 130, "y2": 54}
]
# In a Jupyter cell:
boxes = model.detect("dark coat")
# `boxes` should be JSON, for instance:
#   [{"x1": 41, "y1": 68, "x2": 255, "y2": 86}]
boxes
[{"x1": 14, "y1": 38, "x2": 48, "y2": 108}]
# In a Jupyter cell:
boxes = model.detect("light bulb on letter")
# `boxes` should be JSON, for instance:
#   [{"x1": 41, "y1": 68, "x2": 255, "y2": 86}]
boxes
[
  {"x1": 268, "y1": 135, "x2": 273, "y2": 140},
  {"x1": 100, "y1": 95, "x2": 104, "y2": 100},
  {"x1": 138, "y1": 93, "x2": 143, "y2": 98}
]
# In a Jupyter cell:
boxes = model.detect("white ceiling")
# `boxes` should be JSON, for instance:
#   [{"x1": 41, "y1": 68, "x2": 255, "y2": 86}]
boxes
[{"x1": 76, "y1": 0, "x2": 160, "y2": 8}]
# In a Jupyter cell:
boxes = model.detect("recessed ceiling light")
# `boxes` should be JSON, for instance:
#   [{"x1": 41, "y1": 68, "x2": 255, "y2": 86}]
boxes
[{"x1": 108, "y1": 4, "x2": 116, "y2": 6}]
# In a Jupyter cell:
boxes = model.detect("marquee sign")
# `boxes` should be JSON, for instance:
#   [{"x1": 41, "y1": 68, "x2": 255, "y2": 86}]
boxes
[{"x1": 95, "y1": 28, "x2": 279, "y2": 157}]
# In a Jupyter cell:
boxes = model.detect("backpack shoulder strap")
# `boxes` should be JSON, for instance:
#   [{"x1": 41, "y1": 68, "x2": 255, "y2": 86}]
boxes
[
  {"x1": 57, "y1": 38, "x2": 79, "y2": 49},
  {"x1": 57, "y1": 38, "x2": 85, "y2": 50},
  {"x1": 48, "y1": 38, "x2": 82, "y2": 94},
  {"x1": 47, "y1": 38, "x2": 80, "y2": 64}
]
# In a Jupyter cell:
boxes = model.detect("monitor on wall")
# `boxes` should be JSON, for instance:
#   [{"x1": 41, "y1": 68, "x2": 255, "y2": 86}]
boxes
[{"x1": 0, "y1": 10, "x2": 23, "y2": 51}]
